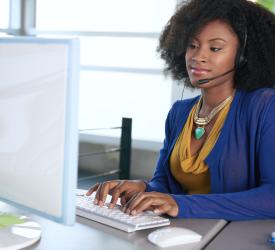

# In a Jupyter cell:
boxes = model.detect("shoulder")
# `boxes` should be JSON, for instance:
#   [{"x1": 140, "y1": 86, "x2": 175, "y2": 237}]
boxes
[
  {"x1": 241, "y1": 87, "x2": 275, "y2": 101},
  {"x1": 237, "y1": 88, "x2": 275, "y2": 128},
  {"x1": 239, "y1": 88, "x2": 275, "y2": 111},
  {"x1": 170, "y1": 95, "x2": 200, "y2": 115}
]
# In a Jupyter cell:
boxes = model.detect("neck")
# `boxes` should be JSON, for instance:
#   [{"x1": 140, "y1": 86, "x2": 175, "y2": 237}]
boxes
[{"x1": 200, "y1": 87, "x2": 235, "y2": 114}]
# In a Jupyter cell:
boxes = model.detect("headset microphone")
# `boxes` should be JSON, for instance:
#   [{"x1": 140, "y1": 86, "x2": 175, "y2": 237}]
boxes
[{"x1": 197, "y1": 68, "x2": 235, "y2": 85}]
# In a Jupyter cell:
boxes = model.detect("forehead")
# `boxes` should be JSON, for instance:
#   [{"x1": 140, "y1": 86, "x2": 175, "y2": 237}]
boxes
[{"x1": 194, "y1": 20, "x2": 239, "y2": 42}]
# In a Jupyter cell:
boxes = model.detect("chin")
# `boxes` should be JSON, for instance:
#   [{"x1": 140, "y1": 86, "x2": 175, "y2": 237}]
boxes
[{"x1": 190, "y1": 80, "x2": 206, "y2": 88}]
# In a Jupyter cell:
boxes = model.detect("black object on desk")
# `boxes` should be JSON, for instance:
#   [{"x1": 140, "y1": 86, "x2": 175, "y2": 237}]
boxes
[{"x1": 78, "y1": 117, "x2": 132, "y2": 188}]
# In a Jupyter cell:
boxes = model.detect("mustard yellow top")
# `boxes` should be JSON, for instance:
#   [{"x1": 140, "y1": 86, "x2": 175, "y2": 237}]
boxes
[{"x1": 170, "y1": 97, "x2": 233, "y2": 194}]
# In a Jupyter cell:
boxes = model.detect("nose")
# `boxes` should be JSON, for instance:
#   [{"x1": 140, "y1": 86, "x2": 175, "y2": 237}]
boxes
[{"x1": 191, "y1": 47, "x2": 207, "y2": 63}]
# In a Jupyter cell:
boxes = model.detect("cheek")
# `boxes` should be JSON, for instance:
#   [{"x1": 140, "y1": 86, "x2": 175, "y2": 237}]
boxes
[
  {"x1": 213, "y1": 52, "x2": 236, "y2": 70},
  {"x1": 185, "y1": 51, "x2": 191, "y2": 66}
]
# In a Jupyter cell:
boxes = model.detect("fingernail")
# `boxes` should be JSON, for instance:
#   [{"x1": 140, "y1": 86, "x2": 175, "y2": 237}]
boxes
[
  {"x1": 131, "y1": 210, "x2": 136, "y2": 216},
  {"x1": 154, "y1": 209, "x2": 160, "y2": 215},
  {"x1": 94, "y1": 199, "x2": 98, "y2": 205},
  {"x1": 126, "y1": 209, "x2": 130, "y2": 214}
]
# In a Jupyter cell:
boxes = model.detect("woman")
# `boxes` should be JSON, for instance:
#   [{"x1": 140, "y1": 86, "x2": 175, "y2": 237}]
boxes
[{"x1": 87, "y1": 0, "x2": 275, "y2": 220}]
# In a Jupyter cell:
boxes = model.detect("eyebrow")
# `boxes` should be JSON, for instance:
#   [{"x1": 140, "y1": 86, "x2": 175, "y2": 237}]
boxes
[
  {"x1": 209, "y1": 38, "x2": 227, "y2": 42},
  {"x1": 192, "y1": 37, "x2": 227, "y2": 43}
]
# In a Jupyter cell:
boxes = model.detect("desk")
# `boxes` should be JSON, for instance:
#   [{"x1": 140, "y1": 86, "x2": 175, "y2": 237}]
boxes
[
  {"x1": 205, "y1": 220, "x2": 275, "y2": 250},
  {"x1": 0, "y1": 202, "x2": 227, "y2": 250}
]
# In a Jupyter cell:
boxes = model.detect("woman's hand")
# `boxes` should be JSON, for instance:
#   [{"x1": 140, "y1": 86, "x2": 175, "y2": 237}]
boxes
[
  {"x1": 86, "y1": 180, "x2": 146, "y2": 208},
  {"x1": 123, "y1": 191, "x2": 179, "y2": 217}
]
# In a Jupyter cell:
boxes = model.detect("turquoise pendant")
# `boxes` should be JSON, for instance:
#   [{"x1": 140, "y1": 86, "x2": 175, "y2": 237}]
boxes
[{"x1": 195, "y1": 127, "x2": 205, "y2": 140}]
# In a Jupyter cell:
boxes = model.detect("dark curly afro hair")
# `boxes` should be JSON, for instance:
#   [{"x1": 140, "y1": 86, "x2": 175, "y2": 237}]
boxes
[{"x1": 158, "y1": 0, "x2": 275, "y2": 90}]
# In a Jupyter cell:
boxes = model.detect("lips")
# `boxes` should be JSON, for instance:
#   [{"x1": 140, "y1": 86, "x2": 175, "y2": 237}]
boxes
[{"x1": 190, "y1": 67, "x2": 210, "y2": 75}]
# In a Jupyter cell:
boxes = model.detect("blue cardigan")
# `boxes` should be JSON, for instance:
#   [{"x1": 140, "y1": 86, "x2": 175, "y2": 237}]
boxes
[{"x1": 145, "y1": 88, "x2": 275, "y2": 220}]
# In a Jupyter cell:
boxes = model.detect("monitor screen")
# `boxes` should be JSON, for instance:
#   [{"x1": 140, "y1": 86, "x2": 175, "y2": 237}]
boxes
[{"x1": 0, "y1": 37, "x2": 79, "y2": 225}]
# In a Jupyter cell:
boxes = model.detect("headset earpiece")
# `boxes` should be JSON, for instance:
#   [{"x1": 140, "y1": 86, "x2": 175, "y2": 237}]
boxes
[
  {"x1": 235, "y1": 29, "x2": 248, "y2": 68},
  {"x1": 235, "y1": 47, "x2": 247, "y2": 68}
]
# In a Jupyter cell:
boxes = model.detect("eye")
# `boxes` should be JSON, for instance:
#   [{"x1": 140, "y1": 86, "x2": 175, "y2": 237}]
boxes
[
  {"x1": 210, "y1": 47, "x2": 222, "y2": 52},
  {"x1": 188, "y1": 43, "x2": 198, "y2": 49}
]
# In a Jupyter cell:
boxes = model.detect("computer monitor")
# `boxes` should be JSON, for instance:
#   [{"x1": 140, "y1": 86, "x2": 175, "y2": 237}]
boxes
[{"x1": 0, "y1": 37, "x2": 79, "y2": 248}]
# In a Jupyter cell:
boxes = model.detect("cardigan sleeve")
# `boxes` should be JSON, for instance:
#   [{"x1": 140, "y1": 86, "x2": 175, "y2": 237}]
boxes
[
  {"x1": 171, "y1": 184, "x2": 275, "y2": 220},
  {"x1": 172, "y1": 94, "x2": 275, "y2": 220}
]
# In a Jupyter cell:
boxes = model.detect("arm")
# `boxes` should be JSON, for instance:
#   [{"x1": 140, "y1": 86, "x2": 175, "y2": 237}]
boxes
[
  {"x1": 130, "y1": 93, "x2": 275, "y2": 219},
  {"x1": 172, "y1": 184, "x2": 275, "y2": 220},
  {"x1": 145, "y1": 101, "x2": 179, "y2": 194},
  {"x1": 172, "y1": 94, "x2": 275, "y2": 220}
]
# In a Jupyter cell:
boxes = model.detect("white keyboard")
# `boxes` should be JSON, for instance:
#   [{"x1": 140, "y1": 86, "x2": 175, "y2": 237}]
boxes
[{"x1": 76, "y1": 192, "x2": 170, "y2": 232}]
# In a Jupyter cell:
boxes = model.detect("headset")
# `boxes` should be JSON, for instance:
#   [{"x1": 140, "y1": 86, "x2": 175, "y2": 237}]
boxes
[{"x1": 235, "y1": 26, "x2": 248, "y2": 69}]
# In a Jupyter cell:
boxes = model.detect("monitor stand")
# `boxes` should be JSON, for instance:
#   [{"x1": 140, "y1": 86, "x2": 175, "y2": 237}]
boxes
[{"x1": 0, "y1": 215, "x2": 42, "y2": 250}]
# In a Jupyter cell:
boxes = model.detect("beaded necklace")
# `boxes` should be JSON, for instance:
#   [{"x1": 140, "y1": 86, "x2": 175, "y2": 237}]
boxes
[{"x1": 193, "y1": 96, "x2": 232, "y2": 140}]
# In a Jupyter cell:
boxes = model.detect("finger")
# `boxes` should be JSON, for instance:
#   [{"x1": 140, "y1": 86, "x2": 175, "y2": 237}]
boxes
[
  {"x1": 156, "y1": 195, "x2": 179, "y2": 217},
  {"x1": 150, "y1": 195, "x2": 178, "y2": 217},
  {"x1": 86, "y1": 183, "x2": 100, "y2": 196},
  {"x1": 109, "y1": 182, "x2": 125, "y2": 208},
  {"x1": 94, "y1": 183, "x2": 103, "y2": 205},
  {"x1": 110, "y1": 185, "x2": 136, "y2": 207},
  {"x1": 130, "y1": 197, "x2": 155, "y2": 216},
  {"x1": 124, "y1": 192, "x2": 160, "y2": 213},
  {"x1": 131, "y1": 196, "x2": 167, "y2": 215},
  {"x1": 123, "y1": 192, "x2": 140, "y2": 213},
  {"x1": 107, "y1": 180, "x2": 121, "y2": 196},
  {"x1": 98, "y1": 182, "x2": 111, "y2": 207},
  {"x1": 98, "y1": 181, "x2": 121, "y2": 207},
  {"x1": 135, "y1": 197, "x2": 172, "y2": 215},
  {"x1": 120, "y1": 195, "x2": 127, "y2": 206},
  {"x1": 109, "y1": 183, "x2": 124, "y2": 208},
  {"x1": 153, "y1": 203, "x2": 172, "y2": 216},
  {"x1": 124, "y1": 192, "x2": 147, "y2": 214},
  {"x1": 126, "y1": 193, "x2": 167, "y2": 215},
  {"x1": 120, "y1": 191, "x2": 137, "y2": 206}
]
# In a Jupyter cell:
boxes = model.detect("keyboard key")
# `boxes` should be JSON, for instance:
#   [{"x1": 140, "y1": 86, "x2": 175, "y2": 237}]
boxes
[{"x1": 76, "y1": 192, "x2": 170, "y2": 232}]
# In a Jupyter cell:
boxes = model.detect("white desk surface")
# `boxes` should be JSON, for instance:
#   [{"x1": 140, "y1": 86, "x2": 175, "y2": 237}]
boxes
[{"x1": 0, "y1": 201, "x2": 227, "y2": 250}]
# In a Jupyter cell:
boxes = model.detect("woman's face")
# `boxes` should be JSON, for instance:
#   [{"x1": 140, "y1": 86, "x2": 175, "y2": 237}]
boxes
[{"x1": 185, "y1": 20, "x2": 239, "y2": 89}]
